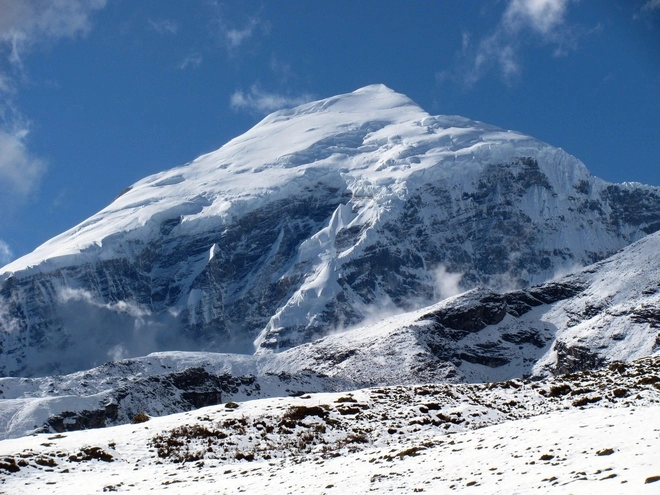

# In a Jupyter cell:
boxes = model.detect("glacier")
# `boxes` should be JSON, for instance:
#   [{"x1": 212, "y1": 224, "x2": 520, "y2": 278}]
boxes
[{"x1": 0, "y1": 84, "x2": 659, "y2": 377}]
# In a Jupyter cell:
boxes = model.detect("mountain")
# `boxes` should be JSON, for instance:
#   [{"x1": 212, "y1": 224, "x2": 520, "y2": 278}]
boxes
[
  {"x1": 0, "y1": 229, "x2": 657, "y2": 440},
  {"x1": 0, "y1": 355, "x2": 658, "y2": 493},
  {"x1": 1, "y1": 84, "x2": 660, "y2": 377}
]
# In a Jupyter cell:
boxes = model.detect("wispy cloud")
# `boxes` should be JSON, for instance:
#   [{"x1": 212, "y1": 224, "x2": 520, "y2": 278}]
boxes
[
  {"x1": 0, "y1": 239, "x2": 12, "y2": 265},
  {"x1": 432, "y1": 265, "x2": 464, "y2": 301},
  {"x1": 58, "y1": 287, "x2": 152, "y2": 319},
  {"x1": 0, "y1": 0, "x2": 107, "y2": 207},
  {"x1": 178, "y1": 53, "x2": 202, "y2": 70},
  {"x1": 633, "y1": 0, "x2": 660, "y2": 24},
  {"x1": 224, "y1": 17, "x2": 261, "y2": 49},
  {"x1": 503, "y1": 0, "x2": 569, "y2": 35},
  {"x1": 0, "y1": 0, "x2": 107, "y2": 67},
  {"x1": 269, "y1": 55, "x2": 298, "y2": 85},
  {"x1": 230, "y1": 85, "x2": 313, "y2": 114},
  {"x1": 0, "y1": 0, "x2": 108, "y2": 110},
  {"x1": 642, "y1": 0, "x2": 660, "y2": 11},
  {"x1": 477, "y1": 0, "x2": 572, "y2": 82},
  {"x1": 439, "y1": 0, "x2": 578, "y2": 87},
  {"x1": 0, "y1": 128, "x2": 45, "y2": 198},
  {"x1": 208, "y1": 7, "x2": 270, "y2": 55},
  {"x1": 148, "y1": 18, "x2": 178, "y2": 36}
]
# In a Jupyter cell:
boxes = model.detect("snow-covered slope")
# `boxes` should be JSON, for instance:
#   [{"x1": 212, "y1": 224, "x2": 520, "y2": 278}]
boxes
[
  {"x1": 1, "y1": 84, "x2": 659, "y2": 377},
  {"x1": 0, "y1": 356, "x2": 658, "y2": 493},
  {"x1": 0, "y1": 229, "x2": 657, "y2": 440},
  {"x1": 274, "y1": 228, "x2": 660, "y2": 382}
]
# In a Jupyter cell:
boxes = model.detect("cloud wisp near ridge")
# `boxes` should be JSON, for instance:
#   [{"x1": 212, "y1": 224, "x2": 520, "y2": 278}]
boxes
[{"x1": 438, "y1": 0, "x2": 579, "y2": 87}]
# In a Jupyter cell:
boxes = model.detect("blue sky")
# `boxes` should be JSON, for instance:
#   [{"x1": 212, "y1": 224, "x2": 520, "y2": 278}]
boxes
[{"x1": 0, "y1": 0, "x2": 658, "y2": 263}]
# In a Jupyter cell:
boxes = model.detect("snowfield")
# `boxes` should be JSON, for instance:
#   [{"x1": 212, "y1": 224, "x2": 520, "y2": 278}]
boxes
[{"x1": 0, "y1": 356, "x2": 658, "y2": 493}]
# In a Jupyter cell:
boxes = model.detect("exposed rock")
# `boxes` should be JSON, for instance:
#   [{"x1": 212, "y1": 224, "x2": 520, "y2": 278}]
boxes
[
  {"x1": 1, "y1": 86, "x2": 659, "y2": 376},
  {"x1": 553, "y1": 341, "x2": 606, "y2": 375}
]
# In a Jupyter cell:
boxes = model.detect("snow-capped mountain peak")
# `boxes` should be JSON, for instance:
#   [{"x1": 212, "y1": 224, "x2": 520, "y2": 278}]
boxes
[
  {"x1": 0, "y1": 85, "x2": 545, "y2": 275},
  {"x1": 1, "y1": 85, "x2": 659, "y2": 376}
]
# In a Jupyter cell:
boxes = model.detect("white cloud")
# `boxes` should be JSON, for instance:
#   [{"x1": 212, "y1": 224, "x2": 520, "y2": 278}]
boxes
[
  {"x1": 0, "y1": 0, "x2": 107, "y2": 66},
  {"x1": 0, "y1": 129, "x2": 45, "y2": 198},
  {"x1": 633, "y1": 0, "x2": 660, "y2": 25},
  {"x1": 225, "y1": 17, "x2": 260, "y2": 49},
  {"x1": 148, "y1": 18, "x2": 178, "y2": 36},
  {"x1": 208, "y1": 8, "x2": 270, "y2": 55},
  {"x1": 503, "y1": 0, "x2": 569, "y2": 35},
  {"x1": 108, "y1": 344, "x2": 129, "y2": 362},
  {"x1": 0, "y1": 71, "x2": 13, "y2": 94},
  {"x1": 0, "y1": 0, "x2": 106, "y2": 206},
  {"x1": 269, "y1": 55, "x2": 295, "y2": 83},
  {"x1": 433, "y1": 265, "x2": 464, "y2": 301},
  {"x1": 0, "y1": 0, "x2": 107, "y2": 96},
  {"x1": 230, "y1": 85, "x2": 313, "y2": 114},
  {"x1": 444, "y1": 0, "x2": 577, "y2": 87},
  {"x1": 178, "y1": 53, "x2": 202, "y2": 70},
  {"x1": 0, "y1": 239, "x2": 12, "y2": 265},
  {"x1": 58, "y1": 287, "x2": 152, "y2": 319},
  {"x1": 0, "y1": 0, "x2": 107, "y2": 37},
  {"x1": 470, "y1": 32, "x2": 522, "y2": 84},
  {"x1": 0, "y1": 298, "x2": 21, "y2": 332},
  {"x1": 642, "y1": 0, "x2": 660, "y2": 11}
]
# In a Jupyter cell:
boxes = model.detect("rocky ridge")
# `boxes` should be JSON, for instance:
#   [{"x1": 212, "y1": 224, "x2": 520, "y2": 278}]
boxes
[
  {"x1": 1, "y1": 85, "x2": 660, "y2": 376},
  {"x1": 0, "y1": 355, "x2": 658, "y2": 493},
  {"x1": 0, "y1": 229, "x2": 657, "y2": 440}
]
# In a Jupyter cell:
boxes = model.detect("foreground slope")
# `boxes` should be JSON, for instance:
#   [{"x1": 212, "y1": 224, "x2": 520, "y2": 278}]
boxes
[
  {"x1": 1, "y1": 85, "x2": 660, "y2": 376},
  {"x1": 0, "y1": 230, "x2": 657, "y2": 440},
  {"x1": 0, "y1": 356, "x2": 658, "y2": 494}
]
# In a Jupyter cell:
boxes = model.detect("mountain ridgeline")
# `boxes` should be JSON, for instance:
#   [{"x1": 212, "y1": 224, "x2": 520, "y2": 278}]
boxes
[{"x1": 1, "y1": 85, "x2": 659, "y2": 377}]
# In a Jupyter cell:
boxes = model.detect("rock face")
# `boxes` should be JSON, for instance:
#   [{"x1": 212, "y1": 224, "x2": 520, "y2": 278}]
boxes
[
  {"x1": 264, "y1": 231, "x2": 659, "y2": 385},
  {"x1": 0, "y1": 230, "x2": 657, "y2": 439},
  {"x1": 1, "y1": 85, "x2": 660, "y2": 377}
]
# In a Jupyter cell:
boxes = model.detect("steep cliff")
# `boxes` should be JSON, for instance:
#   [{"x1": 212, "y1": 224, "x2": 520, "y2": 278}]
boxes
[{"x1": 1, "y1": 85, "x2": 659, "y2": 376}]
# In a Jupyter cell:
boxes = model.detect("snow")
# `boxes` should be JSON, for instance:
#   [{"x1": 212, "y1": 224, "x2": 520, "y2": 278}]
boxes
[
  {"x1": 0, "y1": 356, "x2": 658, "y2": 493},
  {"x1": 533, "y1": 230, "x2": 660, "y2": 374},
  {"x1": 0, "y1": 83, "x2": 656, "y2": 489},
  {"x1": 2, "y1": 84, "x2": 658, "y2": 374},
  {"x1": 0, "y1": 229, "x2": 657, "y2": 439},
  {"x1": 0, "y1": 81, "x2": 657, "y2": 492},
  {"x1": 0, "y1": 85, "x2": 593, "y2": 278}
]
